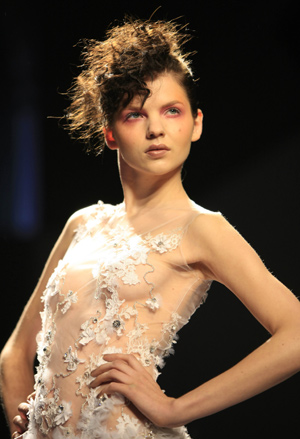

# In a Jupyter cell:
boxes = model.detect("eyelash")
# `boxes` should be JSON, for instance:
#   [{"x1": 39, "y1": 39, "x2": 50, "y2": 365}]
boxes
[
  {"x1": 166, "y1": 107, "x2": 180, "y2": 115},
  {"x1": 125, "y1": 112, "x2": 143, "y2": 120},
  {"x1": 125, "y1": 107, "x2": 181, "y2": 120}
]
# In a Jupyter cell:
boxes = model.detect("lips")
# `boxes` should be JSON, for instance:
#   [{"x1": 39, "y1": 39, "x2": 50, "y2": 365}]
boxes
[
  {"x1": 145, "y1": 144, "x2": 170, "y2": 158},
  {"x1": 145, "y1": 144, "x2": 170, "y2": 153}
]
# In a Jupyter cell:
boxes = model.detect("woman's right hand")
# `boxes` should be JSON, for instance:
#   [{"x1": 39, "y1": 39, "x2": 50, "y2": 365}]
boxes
[{"x1": 11, "y1": 392, "x2": 35, "y2": 438}]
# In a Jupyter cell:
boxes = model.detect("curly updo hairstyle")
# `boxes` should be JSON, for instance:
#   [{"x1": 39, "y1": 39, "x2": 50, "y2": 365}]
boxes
[{"x1": 65, "y1": 18, "x2": 199, "y2": 154}]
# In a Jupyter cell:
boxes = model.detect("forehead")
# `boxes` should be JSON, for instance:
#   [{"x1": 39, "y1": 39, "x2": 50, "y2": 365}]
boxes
[{"x1": 127, "y1": 73, "x2": 189, "y2": 109}]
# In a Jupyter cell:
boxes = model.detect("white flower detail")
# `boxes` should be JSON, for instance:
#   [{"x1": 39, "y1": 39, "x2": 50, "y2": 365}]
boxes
[
  {"x1": 94, "y1": 239, "x2": 150, "y2": 300},
  {"x1": 73, "y1": 223, "x2": 87, "y2": 242},
  {"x1": 94, "y1": 319, "x2": 114, "y2": 346},
  {"x1": 116, "y1": 413, "x2": 141, "y2": 436},
  {"x1": 131, "y1": 246, "x2": 149, "y2": 264},
  {"x1": 121, "y1": 266, "x2": 140, "y2": 285},
  {"x1": 107, "y1": 260, "x2": 140, "y2": 287},
  {"x1": 61, "y1": 290, "x2": 78, "y2": 314},
  {"x1": 127, "y1": 323, "x2": 148, "y2": 340},
  {"x1": 126, "y1": 325, "x2": 165, "y2": 368},
  {"x1": 27, "y1": 395, "x2": 45, "y2": 427},
  {"x1": 95, "y1": 329, "x2": 110, "y2": 346},
  {"x1": 63, "y1": 346, "x2": 85, "y2": 371},
  {"x1": 145, "y1": 296, "x2": 160, "y2": 311},
  {"x1": 105, "y1": 292, "x2": 125, "y2": 317},
  {"x1": 79, "y1": 326, "x2": 95, "y2": 346},
  {"x1": 54, "y1": 401, "x2": 72, "y2": 426},
  {"x1": 119, "y1": 305, "x2": 138, "y2": 320},
  {"x1": 145, "y1": 231, "x2": 182, "y2": 254},
  {"x1": 45, "y1": 260, "x2": 66, "y2": 297}
]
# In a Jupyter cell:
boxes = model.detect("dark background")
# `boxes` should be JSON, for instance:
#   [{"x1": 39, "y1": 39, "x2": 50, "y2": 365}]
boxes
[{"x1": 1, "y1": 0, "x2": 299, "y2": 437}]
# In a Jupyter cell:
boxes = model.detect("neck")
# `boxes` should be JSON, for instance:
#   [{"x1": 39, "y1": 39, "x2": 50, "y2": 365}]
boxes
[{"x1": 118, "y1": 158, "x2": 189, "y2": 216}]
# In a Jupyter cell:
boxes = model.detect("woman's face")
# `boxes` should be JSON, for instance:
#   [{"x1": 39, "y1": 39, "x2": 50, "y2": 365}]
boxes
[{"x1": 105, "y1": 73, "x2": 203, "y2": 177}]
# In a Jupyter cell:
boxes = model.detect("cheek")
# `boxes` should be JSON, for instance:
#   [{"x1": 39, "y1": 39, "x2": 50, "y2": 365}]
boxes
[
  {"x1": 118, "y1": 125, "x2": 143, "y2": 144},
  {"x1": 173, "y1": 119, "x2": 194, "y2": 137},
  {"x1": 176, "y1": 126, "x2": 194, "y2": 142}
]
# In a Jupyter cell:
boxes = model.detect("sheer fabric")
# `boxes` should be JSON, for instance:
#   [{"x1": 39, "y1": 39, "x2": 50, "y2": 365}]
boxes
[{"x1": 24, "y1": 200, "x2": 220, "y2": 438}]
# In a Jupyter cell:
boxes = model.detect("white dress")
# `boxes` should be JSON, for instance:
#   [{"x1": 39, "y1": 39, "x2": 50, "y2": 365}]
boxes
[{"x1": 24, "y1": 200, "x2": 220, "y2": 438}]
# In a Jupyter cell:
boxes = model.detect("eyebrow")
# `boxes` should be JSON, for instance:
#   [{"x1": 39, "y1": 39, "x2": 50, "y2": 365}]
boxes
[
  {"x1": 162, "y1": 100, "x2": 184, "y2": 107},
  {"x1": 124, "y1": 104, "x2": 144, "y2": 111},
  {"x1": 124, "y1": 100, "x2": 184, "y2": 112}
]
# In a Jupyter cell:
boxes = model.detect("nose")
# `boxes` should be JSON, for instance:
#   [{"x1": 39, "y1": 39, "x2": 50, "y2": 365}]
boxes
[{"x1": 146, "y1": 116, "x2": 165, "y2": 139}]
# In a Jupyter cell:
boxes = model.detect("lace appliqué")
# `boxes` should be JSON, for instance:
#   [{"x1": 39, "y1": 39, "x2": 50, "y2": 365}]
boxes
[
  {"x1": 144, "y1": 230, "x2": 182, "y2": 254},
  {"x1": 31, "y1": 202, "x2": 200, "y2": 438},
  {"x1": 61, "y1": 290, "x2": 78, "y2": 314},
  {"x1": 63, "y1": 346, "x2": 85, "y2": 372},
  {"x1": 27, "y1": 395, "x2": 73, "y2": 435},
  {"x1": 73, "y1": 201, "x2": 112, "y2": 242},
  {"x1": 145, "y1": 296, "x2": 161, "y2": 311}
]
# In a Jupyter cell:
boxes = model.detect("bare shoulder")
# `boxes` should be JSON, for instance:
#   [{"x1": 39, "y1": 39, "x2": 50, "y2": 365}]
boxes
[
  {"x1": 67, "y1": 201, "x2": 111, "y2": 229},
  {"x1": 186, "y1": 209, "x2": 300, "y2": 334},
  {"x1": 185, "y1": 210, "x2": 262, "y2": 279},
  {"x1": 191, "y1": 212, "x2": 243, "y2": 251},
  {"x1": 67, "y1": 203, "x2": 97, "y2": 228},
  {"x1": 62, "y1": 203, "x2": 99, "y2": 244},
  {"x1": 68, "y1": 203, "x2": 98, "y2": 222},
  {"x1": 184, "y1": 210, "x2": 233, "y2": 263}
]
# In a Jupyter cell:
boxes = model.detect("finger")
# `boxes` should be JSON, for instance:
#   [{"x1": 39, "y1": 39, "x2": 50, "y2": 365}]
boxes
[
  {"x1": 98, "y1": 381, "x2": 129, "y2": 398},
  {"x1": 27, "y1": 391, "x2": 36, "y2": 400},
  {"x1": 12, "y1": 432, "x2": 23, "y2": 439},
  {"x1": 91, "y1": 358, "x2": 154, "y2": 389},
  {"x1": 12, "y1": 415, "x2": 28, "y2": 434},
  {"x1": 91, "y1": 359, "x2": 134, "y2": 378},
  {"x1": 106, "y1": 353, "x2": 155, "y2": 380},
  {"x1": 90, "y1": 367, "x2": 131, "y2": 388},
  {"x1": 18, "y1": 402, "x2": 30, "y2": 420},
  {"x1": 102, "y1": 354, "x2": 153, "y2": 380},
  {"x1": 91, "y1": 361, "x2": 123, "y2": 376},
  {"x1": 103, "y1": 353, "x2": 141, "y2": 369},
  {"x1": 91, "y1": 354, "x2": 155, "y2": 393}
]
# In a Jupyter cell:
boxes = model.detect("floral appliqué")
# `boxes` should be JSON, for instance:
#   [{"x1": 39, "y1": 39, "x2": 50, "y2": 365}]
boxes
[
  {"x1": 30, "y1": 202, "x2": 202, "y2": 439},
  {"x1": 144, "y1": 230, "x2": 182, "y2": 254}
]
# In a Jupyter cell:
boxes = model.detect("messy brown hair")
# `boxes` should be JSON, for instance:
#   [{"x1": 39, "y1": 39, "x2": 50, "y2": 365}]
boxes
[{"x1": 65, "y1": 18, "x2": 199, "y2": 154}]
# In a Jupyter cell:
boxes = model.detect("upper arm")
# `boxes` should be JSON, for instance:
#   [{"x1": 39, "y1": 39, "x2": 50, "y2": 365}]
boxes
[
  {"x1": 188, "y1": 214, "x2": 300, "y2": 335},
  {"x1": 2, "y1": 210, "x2": 84, "y2": 362}
]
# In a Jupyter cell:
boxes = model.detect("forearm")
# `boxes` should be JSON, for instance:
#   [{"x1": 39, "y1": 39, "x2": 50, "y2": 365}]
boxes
[
  {"x1": 0, "y1": 345, "x2": 35, "y2": 433},
  {"x1": 171, "y1": 328, "x2": 300, "y2": 427}
]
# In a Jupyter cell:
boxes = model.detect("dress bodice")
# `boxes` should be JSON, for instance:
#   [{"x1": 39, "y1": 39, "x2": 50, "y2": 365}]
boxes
[{"x1": 25, "y1": 201, "x2": 220, "y2": 439}]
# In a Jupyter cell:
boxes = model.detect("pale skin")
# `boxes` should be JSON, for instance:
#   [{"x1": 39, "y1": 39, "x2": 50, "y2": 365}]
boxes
[{"x1": 2, "y1": 72, "x2": 300, "y2": 437}]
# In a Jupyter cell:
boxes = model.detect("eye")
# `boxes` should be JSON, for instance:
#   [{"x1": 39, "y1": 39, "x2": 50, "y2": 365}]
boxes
[
  {"x1": 166, "y1": 107, "x2": 181, "y2": 116},
  {"x1": 125, "y1": 111, "x2": 143, "y2": 120}
]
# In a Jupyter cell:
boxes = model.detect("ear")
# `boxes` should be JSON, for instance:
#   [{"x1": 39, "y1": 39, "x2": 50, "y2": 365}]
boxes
[
  {"x1": 103, "y1": 127, "x2": 118, "y2": 150},
  {"x1": 191, "y1": 109, "x2": 203, "y2": 142}
]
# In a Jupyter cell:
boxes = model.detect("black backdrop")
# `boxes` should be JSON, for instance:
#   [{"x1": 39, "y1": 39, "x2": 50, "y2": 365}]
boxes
[{"x1": 1, "y1": 0, "x2": 300, "y2": 437}]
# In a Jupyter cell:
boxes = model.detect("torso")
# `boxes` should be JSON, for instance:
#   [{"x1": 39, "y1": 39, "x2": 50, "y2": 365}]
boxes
[{"x1": 25, "y1": 200, "x2": 220, "y2": 439}]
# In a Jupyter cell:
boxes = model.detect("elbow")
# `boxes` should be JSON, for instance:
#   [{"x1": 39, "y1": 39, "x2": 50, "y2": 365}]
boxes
[
  {"x1": 0, "y1": 344, "x2": 15, "y2": 383},
  {"x1": 274, "y1": 324, "x2": 300, "y2": 373},
  {"x1": 0, "y1": 346, "x2": 11, "y2": 395},
  {"x1": 0, "y1": 341, "x2": 33, "y2": 379},
  {"x1": 292, "y1": 330, "x2": 300, "y2": 369}
]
